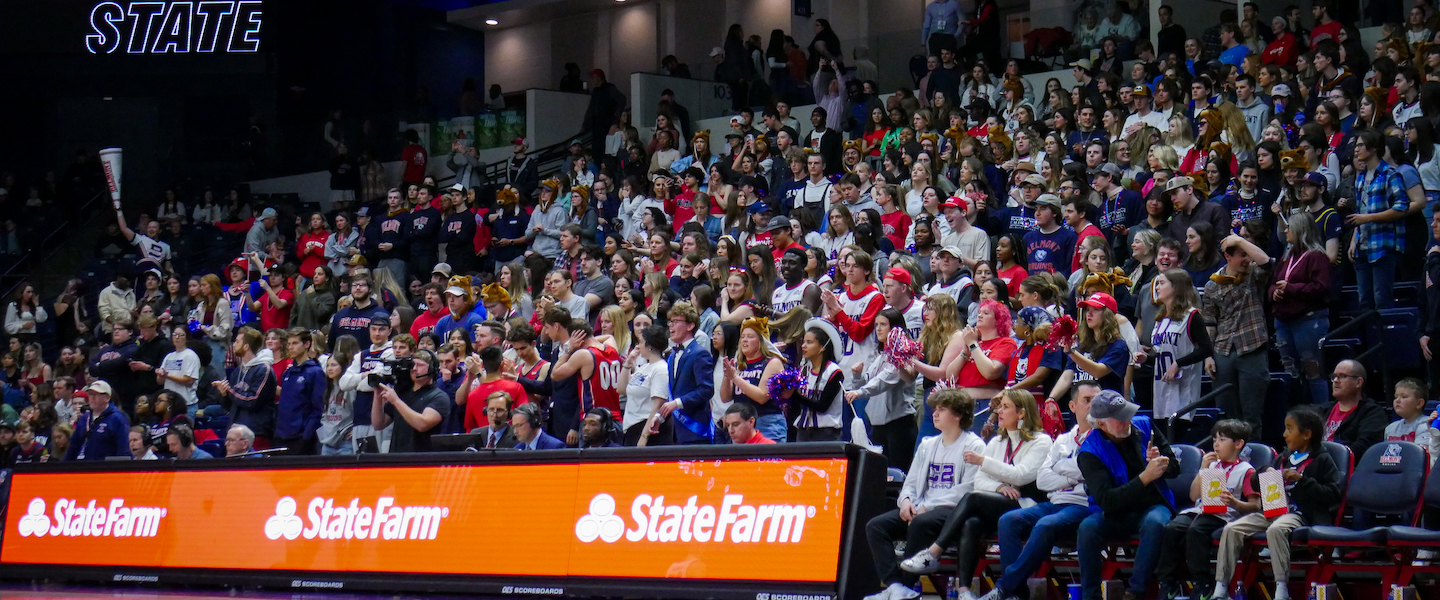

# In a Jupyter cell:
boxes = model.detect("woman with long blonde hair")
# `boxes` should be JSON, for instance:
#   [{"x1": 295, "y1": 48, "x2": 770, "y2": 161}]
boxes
[
  {"x1": 914, "y1": 293, "x2": 963, "y2": 438},
  {"x1": 1165, "y1": 112, "x2": 1196, "y2": 160},
  {"x1": 720, "y1": 270, "x2": 757, "y2": 323},
  {"x1": 596, "y1": 305, "x2": 633, "y2": 355},
  {"x1": 370, "y1": 267, "x2": 408, "y2": 311},
  {"x1": 499, "y1": 260, "x2": 534, "y2": 320},
  {"x1": 721, "y1": 316, "x2": 788, "y2": 442}
]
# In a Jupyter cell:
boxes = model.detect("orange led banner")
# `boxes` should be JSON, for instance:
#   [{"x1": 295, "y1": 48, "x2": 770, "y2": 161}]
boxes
[{"x1": 0, "y1": 458, "x2": 849, "y2": 583}]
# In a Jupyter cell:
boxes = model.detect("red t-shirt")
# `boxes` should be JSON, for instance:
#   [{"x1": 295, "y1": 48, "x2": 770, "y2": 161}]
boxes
[
  {"x1": 1324, "y1": 401, "x2": 1354, "y2": 442},
  {"x1": 1311, "y1": 20, "x2": 1342, "y2": 44},
  {"x1": 997, "y1": 263, "x2": 1028, "y2": 297},
  {"x1": 880, "y1": 210, "x2": 913, "y2": 251},
  {"x1": 466, "y1": 379, "x2": 530, "y2": 430},
  {"x1": 771, "y1": 241, "x2": 806, "y2": 268},
  {"x1": 296, "y1": 231, "x2": 329, "y2": 277},
  {"x1": 259, "y1": 287, "x2": 294, "y2": 331},
  {"x1": 411, "y1": 308, "x2": 445, "y2": 340},
  {"x1": 743, "y1": 431, "x2": 776, "y2": 444},
  {"x1": 862, "y1": 128, "x2": 889, "y2": 157},
  {"x1": 272, "y1": 358, "x2": 292, "y2": 384},
  {"x1": 1072, "y1": 223, "x2": 1106, "y2": 272},
  {"x1": 667, "y1": 190, "x2": 697, "y2": 232},
  {"x1": 402, "y1": 143, "x2": 428, "y2": 183},
  {"x1": 957, "y1": 336, "x2": 1019, "y2": 389}
]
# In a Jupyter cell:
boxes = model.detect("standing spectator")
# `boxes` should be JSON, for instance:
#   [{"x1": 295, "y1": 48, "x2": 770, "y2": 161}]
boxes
[
  {"x1": 1164, "y1": 176, "x2": 1230, "y2": 244},
  {"x1": 275, "y1": 329, "x2": 324, "y2": 454},
  {"x1": 458, "y1": 345, "x2": 528, "y2": 432},
  {"x1": 97, "y1": 271, "x2": 136, "y2": 336},
  {"x1": 582, "y1": 69, "x2": 627, "y2": 161},
  {"x1": 297, "y1": 213, "x2": 330, "y2": 281},
  {"x1": 1348, "y1": 129, "x2": 1413, "y2": 311},
  {"x1": 5, "y1": 284, "x2": 47, "y2": 345},
  {"x1": 156, "y1": 327, "x2": 201, "y2": 417},
  {"x1": 65, "y1": 381, "x2": 131, "y2": 461},
  {"x1": 329, "y1": 143, "x2": 359, "y2": 211},
  {"x1": 1156, "y1": 5, "x2": 1187, "y2": 57},
  {"x1": 400, "y1": 130, "x2": 428, "y2": 188},
  {"x1": 921, "y1": 0, "x2": 962, "y2": 55},
  {"x1": 129, "y1": 314, "x2": 173, "y2": 403},
  {"x1": 656, "y1": 302, "x2": 715, "y2": 444},
  {"x1": 327, "y1": 277, "x2": 389, "y2": 353},
  {"x1": 325, "y1": 213, "x2": 359, "y2": 277},
  {"x1": 1424, "y1": 212, "x2": 1440, "y2": 386},
  {"x1": 1320, "y1": 359, "x2": 1388, "y2": 459},
  {"x1": 1024, "y1": 195, "x2": 1078, "y2": 274},
  {"x1": 257, "y1": 267, "x2": 293, "y2": 331},
  {"x1": 1076, "y1": 390, "x2": 1181, "y2": 600},
  {"x1": 1201, "y1": 235, "x2": 1272, "y2": 433},
  {"x1": 406, "y1": 187, "x2": 442, "y2": 283},
  {"x1": 243, "y1": 208, "x2": 280, "y2": 261},
  {"x1": 1271, "y1": 211, "x2": 1331, "y2": 404},
  {"x1": 217, "y1": 327, "x2": 277, "y2": 445},
  {"x1": 90, "y1": 318, "x2": 139, "y2": 415},
  {"x1": 359, "y1": 150, "x2": 387, "y2": 205}
]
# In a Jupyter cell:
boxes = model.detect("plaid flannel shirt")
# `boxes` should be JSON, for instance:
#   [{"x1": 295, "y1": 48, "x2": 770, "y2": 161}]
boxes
[
  {"x1": 1354, "y1": 162, "x2": 1409, "y2": 263},
  {"x1": 1202, "y1": 259, "x2": 1273, "y2": 355}
]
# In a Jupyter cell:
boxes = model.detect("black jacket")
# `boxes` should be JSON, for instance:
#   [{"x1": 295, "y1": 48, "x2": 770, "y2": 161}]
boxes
[
  {"x1": 583, "y1": 82, "x2": 627, "y2": 133},
  {"x1": 1421, "y1": 249, "x2": 1440, "y2": 337},
  {"x1": 132, "y1": 333, "x2": 174, "y2": 398},
  {"x1": 1280, "y1": 448, "x2": 1345, "y2": 526},
  {"x1": 1319, "y1": 397, "x2": 1388, "y2": 461}
]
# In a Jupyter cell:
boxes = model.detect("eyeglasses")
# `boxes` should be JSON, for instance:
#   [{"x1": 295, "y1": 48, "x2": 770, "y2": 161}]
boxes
[{"x1": 1331, "y1": 373, "x2": 1361, "y2": 381}]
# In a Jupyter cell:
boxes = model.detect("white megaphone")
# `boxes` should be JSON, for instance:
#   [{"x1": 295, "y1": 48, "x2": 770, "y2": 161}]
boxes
[{"x1": 99, "y1": 147, "x2": 123, "y2": 209}]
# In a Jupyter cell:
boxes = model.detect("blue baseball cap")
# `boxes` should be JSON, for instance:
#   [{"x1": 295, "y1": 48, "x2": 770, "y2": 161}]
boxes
[{"x1": 1300, "y1": 172, "x2": 1327, "y2": 187}]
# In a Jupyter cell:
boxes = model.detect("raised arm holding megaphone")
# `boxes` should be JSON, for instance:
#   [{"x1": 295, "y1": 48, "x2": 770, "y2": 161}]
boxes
[{"x1": 99, "y1": 148, "x2": 122, "y2": 210}]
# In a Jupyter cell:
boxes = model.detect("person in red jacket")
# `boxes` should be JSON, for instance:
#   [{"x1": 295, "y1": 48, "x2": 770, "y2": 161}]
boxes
[
  {"x1": 1261, "y1": 16, "x2": 1297, "y2": 68},
  {"x1": 296, "y1": 212, "x2": 330, "y2": 284}
]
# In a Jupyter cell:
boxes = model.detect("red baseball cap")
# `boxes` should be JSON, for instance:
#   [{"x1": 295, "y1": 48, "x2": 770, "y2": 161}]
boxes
[
  {"x1": 1077, "y1": 292, "x2": 1118, "y2": 314},
  {"x1": 589, "y1": 69, "x2": 606, "y2": 79},
  {"x1": 884, "y1": 267, "x2": 912, "y2": 286},
  {"x1": 941, "y1": 196, "x2": 968, "y2": 211}
]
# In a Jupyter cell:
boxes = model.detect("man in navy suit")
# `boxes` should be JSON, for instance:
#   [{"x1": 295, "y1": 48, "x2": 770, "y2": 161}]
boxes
[
  {"x1": 512, "y1": 403, "x2": 566, "y2": 450},
  {"x1": 658, "y1": 302, "x2": 715, "y2": 444}
]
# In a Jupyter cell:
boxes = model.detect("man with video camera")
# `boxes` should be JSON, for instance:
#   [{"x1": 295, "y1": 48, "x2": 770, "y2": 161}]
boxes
[{"x1": 369, "y1": 349, "x2": 450, "y2": 453}]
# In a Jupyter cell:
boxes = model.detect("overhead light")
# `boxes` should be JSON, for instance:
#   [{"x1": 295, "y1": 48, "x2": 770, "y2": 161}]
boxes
[{"x1": 485, "y1": 19, "x2": 498, "y2": 25}]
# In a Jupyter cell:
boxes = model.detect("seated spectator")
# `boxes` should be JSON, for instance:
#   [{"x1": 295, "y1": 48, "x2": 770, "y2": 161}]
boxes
[
  {"x1": 166, "y1": 423, "x2": 213, "y2": 459},
  {"x1": 512, "y1": 403, "x2": 565, "y2": 450},
  {"x1": 1155, "y1": 420, "x2": 1260, "y2": 597},
  {"x1": 723, "y1": 402, "x2": 775, "y2": 444},
  {"x1": 66, "y1": 380, "x2": 130, "y2": 461},
  {"x1": 1319, "y1": 359, "x2": 1388, "y2": 459},
  {"x1": 224, "y1": 424, "x2": 257, "y2": 457}
]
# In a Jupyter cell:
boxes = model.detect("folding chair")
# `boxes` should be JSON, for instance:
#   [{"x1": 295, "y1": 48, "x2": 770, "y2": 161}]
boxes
[
  {"x1": 1241, "y1": 443, "x2": 1277, "y2": 474},
  {"x1": 1301, "y1": 441, "x2": 1430, "y2": 587},
  {"x1": 1388, "y1": 451, "x2": 1440, "y2": 585}
]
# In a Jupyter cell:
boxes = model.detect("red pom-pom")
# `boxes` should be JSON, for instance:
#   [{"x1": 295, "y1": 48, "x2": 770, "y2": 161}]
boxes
[{"x1": 1046, "y1": 314, "x2": 1077, "y2": 351}]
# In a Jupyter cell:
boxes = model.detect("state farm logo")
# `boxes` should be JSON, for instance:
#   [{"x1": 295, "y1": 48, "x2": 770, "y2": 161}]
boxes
[
  {"x1": 264, "y1": 496, "x2": 450, "y2": 541},
  {"x1": 575, "y1": 493, "x2": 815, "y2": 544},
  {"x1": 17, "y1": 497, "x2": 167, "y2": 538}
]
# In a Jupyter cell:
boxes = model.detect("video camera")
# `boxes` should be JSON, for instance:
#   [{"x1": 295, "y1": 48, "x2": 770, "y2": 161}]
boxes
[{"x1": 366, "y1": 357, "x2": 413, "y2": 388}]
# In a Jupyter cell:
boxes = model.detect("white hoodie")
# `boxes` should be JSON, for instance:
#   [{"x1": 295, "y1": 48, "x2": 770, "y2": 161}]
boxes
[{"x1": 1035, "y1": 425, "x2": 1090, "y2": 507}]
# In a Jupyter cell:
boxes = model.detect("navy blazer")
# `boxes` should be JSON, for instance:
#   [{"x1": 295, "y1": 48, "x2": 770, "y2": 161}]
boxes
[
  {"x1": 515, "y1": 430, "x2": 568, "y2": 450},
  {"x1": 666, "y1": 338, "x2": 715, "y2": 444}
]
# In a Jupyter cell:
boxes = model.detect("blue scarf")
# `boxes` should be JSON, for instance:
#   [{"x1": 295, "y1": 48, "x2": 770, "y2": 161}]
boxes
[{"x1": 1078, "y1": 415, "x2": 1175, "y2": 513}]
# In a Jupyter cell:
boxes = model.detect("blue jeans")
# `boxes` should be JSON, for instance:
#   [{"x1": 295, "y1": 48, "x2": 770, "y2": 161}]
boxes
[
  {"x1": 757, "y1": 413, "x2": 788, "y2": 443},
  {"x1": 1077, "y1": 504, "x2": 1172, "y2": 600},
  {"x1": 320, "y1": 442, "x2": 354, "y2": 456},
  {"x1": 995, "y1": 502, "x2": 1091, "y2": 596},
  {"x1": 1354, "y1": 252, "x2": 1397, "y2": 311},
  {"x1": 917, "y1": 387, "x2": 940, "y2": 442},
  {"x1": 1275, "y1": 310, "x2": 1329, "y2": 404}
]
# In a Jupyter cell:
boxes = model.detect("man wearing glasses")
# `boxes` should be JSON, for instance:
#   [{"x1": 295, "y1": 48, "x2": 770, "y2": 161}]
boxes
[
  {"x1": 657, "y1": 302, "x2": 715, "y2": 444},
  {"x1": 1318, "y1": 360, "x2": 1387, "y2": 459}
]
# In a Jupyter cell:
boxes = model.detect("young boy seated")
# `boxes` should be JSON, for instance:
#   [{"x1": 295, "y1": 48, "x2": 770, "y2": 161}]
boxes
[
  {"x1": 864, "y1": 389, "x2": 985, "y2": 600},
  {"x1": 1386, "y1": 377, "x2": 1440, "y2": 463},
  {"x1": 1155, "y1": 419, "x2": 1260, "y2": 599}
]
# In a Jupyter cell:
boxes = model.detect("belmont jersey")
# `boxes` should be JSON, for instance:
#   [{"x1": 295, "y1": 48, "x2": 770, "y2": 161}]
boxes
[
  {"x1": 771, "y1": 280, "x2": 816, "y2": 315},
  {"x1": 131, "y1": 234, "x2": 170, "y2": 268},
  {"x1": 926, "y1": 271, "x2": 973, "y2": 305},
  {"x1": 580, "y1": 345, "x2": 623, "y2": 418},
  {"x1": 835, "y1": 284, "x2": 884, "y2": 391},
  {"x1": 733, "y1": 355, "x2": 783, "y2": 416},
  {"x1": 1152, "y1": 307, "x2": 1202, "y2": 420}
]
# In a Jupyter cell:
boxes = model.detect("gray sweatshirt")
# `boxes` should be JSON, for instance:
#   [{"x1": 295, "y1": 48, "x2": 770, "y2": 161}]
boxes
[
  {"x1": 527, "y1": 202, "x2": 569, "y2": 259},
  {"x1": 1235, "y1": 95, "x2": 1272, "y2": 149},
  {"x1": 855, "y1": 359, "x2": 917, "y2": 425}
]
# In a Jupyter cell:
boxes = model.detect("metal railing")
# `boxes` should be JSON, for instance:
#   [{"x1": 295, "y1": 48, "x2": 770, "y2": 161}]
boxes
[
  {"x1": 0, "y1": 190, "x2": 106, "y2": 299},
  {"x1": 477, "y1": 132, "x2": 591, "y2": 189},
  {"x1": 1164, "y1": 383, "x2": 1233, "y2": 442},
  {"x1": 1319, "y1": 309, "x2": 1392, "y2": 395}
]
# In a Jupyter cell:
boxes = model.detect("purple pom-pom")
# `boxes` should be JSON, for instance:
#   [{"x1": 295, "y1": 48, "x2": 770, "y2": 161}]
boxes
[{"x1": 767, "y1": 367, "x2": 806, "y2": 410}]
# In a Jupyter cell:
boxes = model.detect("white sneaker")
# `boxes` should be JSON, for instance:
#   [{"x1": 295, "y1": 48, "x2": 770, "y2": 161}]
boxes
[
  {"x1": 890, "y1": 583, "x2": 921, "y2": 600},
  {"x1": 977, "y1": 589, "x2": 1004, "y2": 600},
  {"x1": 863, "y1": 586, "x2": 894, "y2": 600},
  {"x1": 899, "y1": 551, "x2": 940, "y2": 574},
  {"x1": 956, "y1": 590, "x2": 978, "y2": 600}
]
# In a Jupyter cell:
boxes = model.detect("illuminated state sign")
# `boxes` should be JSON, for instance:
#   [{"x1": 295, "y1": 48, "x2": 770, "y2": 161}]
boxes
[{"x1": 86, "y1": 1, "x2": 263, "y2": 54}]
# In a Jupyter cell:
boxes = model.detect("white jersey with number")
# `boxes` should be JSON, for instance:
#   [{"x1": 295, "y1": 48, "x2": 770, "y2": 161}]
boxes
[
  {"x1": 837, "y1": 285, "x2": 884, "y2": 391},
  {"x1": 1151, "y1": 307, "x2": 1203, "y2": 420},
  {"x1": 772, "y1": 280, "x2": 816, "y2": 315}
]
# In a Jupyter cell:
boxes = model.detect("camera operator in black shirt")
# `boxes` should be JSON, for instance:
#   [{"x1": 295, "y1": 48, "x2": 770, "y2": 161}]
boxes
[{"x1": 370, "y1": 349, "x2": 449, "y2": 452}]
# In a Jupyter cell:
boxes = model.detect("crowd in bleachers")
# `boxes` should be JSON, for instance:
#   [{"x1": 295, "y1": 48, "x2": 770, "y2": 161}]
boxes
[{"x1": 9, "y1": 0, "x2": 1440, "y2": 597}]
